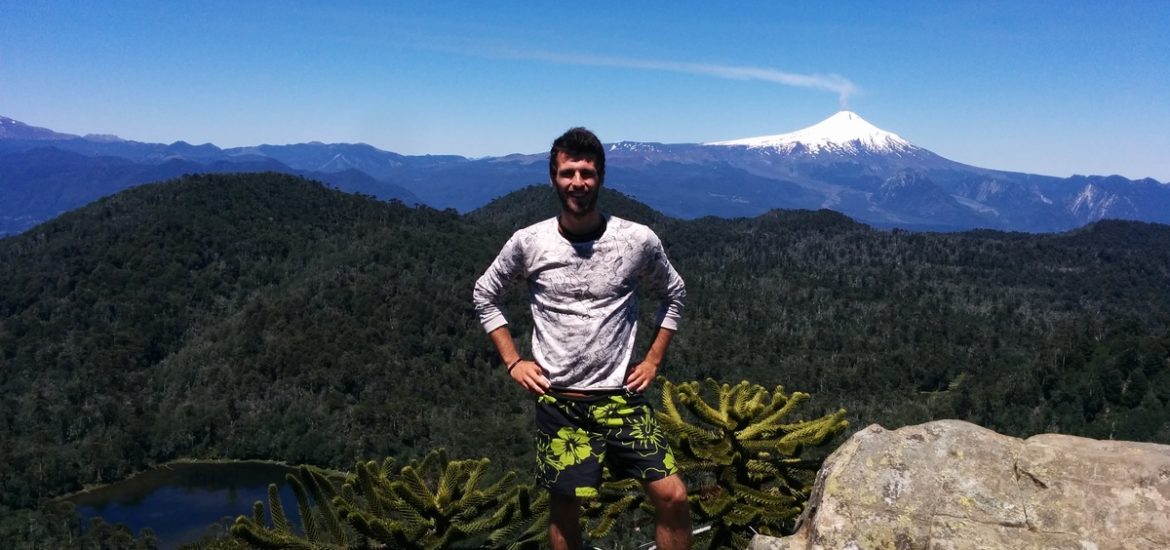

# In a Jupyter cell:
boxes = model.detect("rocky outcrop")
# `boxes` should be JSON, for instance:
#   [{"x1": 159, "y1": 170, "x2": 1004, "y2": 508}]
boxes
[{"x1": 750, "y1": 420, "x2": 1170, "y2": 550}]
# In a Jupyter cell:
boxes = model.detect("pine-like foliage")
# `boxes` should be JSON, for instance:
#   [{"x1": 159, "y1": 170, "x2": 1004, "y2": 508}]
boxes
[
  {"x1": 229, "y1": 450, "x2": 548, "y2": 549},
  {"x1": 581, "y1": 476, "x2": 648, "y2": 542},
  {"x1": 336, "y1": 450, "x2": 548, "y2": 549},
  {"x1": 658, "y1": 379, "x2": 849, "y2": 549},
  {"x1": 227, "y1": 381, "x2": 846, "y2": 549},
  {"x1": 230, "y1": 465, "x2": 350, "y2": 549}
]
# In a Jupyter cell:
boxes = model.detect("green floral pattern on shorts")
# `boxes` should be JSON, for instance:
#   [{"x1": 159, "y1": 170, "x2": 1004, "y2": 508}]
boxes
[
  {"x1": 551, "y1": 427, "x2": 593, "y2": 468},
  {"x1": 591, "y1": 395, "x2": 635, "y2": 427},
  {"x1": 625, "y1": 406, "x2": 667, "y2": 451},
  {"x1": 535, "y1": 392, "x2": 677, "y2": 492}
]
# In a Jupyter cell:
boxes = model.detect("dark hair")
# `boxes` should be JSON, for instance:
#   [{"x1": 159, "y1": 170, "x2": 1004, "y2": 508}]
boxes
[{"x1": 549, "y1": 127, "x2": 605, "y2": 184}]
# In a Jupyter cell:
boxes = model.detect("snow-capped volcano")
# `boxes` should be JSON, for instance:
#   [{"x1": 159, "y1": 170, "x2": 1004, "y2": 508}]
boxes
[{"x1": 706, "y1": 111, "x2": 915, "y2": 155}]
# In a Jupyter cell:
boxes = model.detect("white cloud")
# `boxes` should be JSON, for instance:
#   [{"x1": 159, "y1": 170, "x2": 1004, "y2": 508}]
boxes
[{"x1": 503, "y1": 51, "x2": 860, "y2": 108}]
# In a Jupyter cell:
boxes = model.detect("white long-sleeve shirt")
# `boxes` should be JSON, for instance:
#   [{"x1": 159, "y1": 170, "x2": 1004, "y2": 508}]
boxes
[{"x1": 473, "y1": 216, "x2": 686, "y2": 391}]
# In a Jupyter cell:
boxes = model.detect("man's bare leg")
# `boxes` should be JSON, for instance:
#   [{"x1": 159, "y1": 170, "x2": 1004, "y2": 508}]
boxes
[
  {"x1": 549, "y1": 492, "x2": 583, "y2": 550},
  {"x1": 645, "y1": 474, "x2": 691, "y2": 549}
]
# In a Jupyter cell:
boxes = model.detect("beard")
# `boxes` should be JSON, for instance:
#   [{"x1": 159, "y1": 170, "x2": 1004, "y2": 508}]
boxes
[{"x1": 556, "y1": 185, "x2": 599, "y2": 218}]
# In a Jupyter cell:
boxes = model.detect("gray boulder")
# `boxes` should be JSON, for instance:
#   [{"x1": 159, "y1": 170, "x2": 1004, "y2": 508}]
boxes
[{"x1": 750, "y1": 419, "x2": 1170, "y2": 550}]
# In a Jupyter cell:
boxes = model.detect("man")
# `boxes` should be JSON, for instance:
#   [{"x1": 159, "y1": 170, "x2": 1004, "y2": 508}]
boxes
[{"x1": 473, "y1": 127, "x2": 691, "y2": 549}]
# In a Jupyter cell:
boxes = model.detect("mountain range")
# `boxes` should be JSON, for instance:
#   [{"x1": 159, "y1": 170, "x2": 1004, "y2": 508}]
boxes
[{"x1": 2, "y1": 112, "x2": 1167, "y2": 235}]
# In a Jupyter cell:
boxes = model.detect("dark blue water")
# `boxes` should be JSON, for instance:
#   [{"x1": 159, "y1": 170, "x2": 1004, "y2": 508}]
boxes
[{"x1": 66, "y1": 462, "x2": 301, "y2": 549}]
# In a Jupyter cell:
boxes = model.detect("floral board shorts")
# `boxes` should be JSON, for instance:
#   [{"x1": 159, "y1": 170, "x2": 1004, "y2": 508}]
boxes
[{"x1": 534, "y1": 390, "x2": 678, "y2": 497}]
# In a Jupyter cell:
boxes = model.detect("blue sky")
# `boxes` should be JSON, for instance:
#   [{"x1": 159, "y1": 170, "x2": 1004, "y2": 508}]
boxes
[{"x1": 3, "y1": 1, "x2": 1168, "y2": 180}]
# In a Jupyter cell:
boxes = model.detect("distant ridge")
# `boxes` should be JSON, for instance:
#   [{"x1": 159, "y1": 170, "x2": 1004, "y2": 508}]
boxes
[
  {"x1": 2, "y1": 113, "x2": 1168, "y2": 234},
  {"x1": 0, "y1": 115, "x2": 78, "y2": 141}
]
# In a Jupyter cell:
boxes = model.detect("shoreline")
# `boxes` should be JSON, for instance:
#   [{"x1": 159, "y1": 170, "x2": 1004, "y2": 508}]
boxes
[{"x1": 55, "y1": 457, "x2": 298, "y2": 503}]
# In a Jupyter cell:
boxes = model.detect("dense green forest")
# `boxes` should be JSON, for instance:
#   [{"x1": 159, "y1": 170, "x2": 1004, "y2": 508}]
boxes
[{"x1": 2, "y1": 173, "x2": 1168, "y2": 536}]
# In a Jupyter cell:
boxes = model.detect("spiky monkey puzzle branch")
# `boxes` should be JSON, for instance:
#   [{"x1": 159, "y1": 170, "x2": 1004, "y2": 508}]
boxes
[
  {"x1": 229, "y1": 380, "x2": 846, "y2": 550},
  {"x1": 230, "y1": 449, "x2": 549, "y2": 549},
  {"x1": 658, "y1": 379, "x2": 848, "y2": 549}
]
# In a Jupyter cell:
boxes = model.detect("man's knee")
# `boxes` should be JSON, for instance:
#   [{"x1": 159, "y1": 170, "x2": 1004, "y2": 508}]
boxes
[{"x1": 646, "y1": 475, "x2": 689, "y2": 511}]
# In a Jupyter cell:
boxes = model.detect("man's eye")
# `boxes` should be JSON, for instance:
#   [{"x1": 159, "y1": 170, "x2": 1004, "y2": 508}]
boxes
[{"x1": 559, "y1": 170, "x2": 596, "y2": 180}]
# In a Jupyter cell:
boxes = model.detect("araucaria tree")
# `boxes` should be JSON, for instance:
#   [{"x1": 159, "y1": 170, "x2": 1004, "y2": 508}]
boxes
[
  {"x1": 230, "y1": 465, "x2": 352, "y2": 549},
  {"x1": 658, "y1": 379, "x2": 848, "y2": 549},
  {"x1": 229, "y1": 380, "x2": 846, "y2": 550},
  {"x1": 231, "y1": 449, "x2": 548, "y2": 549}
]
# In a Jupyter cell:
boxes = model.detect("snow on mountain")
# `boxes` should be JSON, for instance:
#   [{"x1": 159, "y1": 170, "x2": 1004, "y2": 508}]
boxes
[
  {"x1": 608, "y1": 141, "x2": 666, "y2": 153},
  {"x1": 319, "y1": 153, "x2": 358, "y2": 172},
  {"x1": 1069, "y1": 183, "x2": 1131, "y2": 221},
  {"x1": 706, "y1": 111, "x2": 916, "y2": 155}
]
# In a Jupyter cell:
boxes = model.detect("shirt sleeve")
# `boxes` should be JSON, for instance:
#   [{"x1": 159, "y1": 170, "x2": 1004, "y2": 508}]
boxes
[
  {"x1": 640, "y1": 230, "x2": 686, "y2": 331},
  {"x1": 472, "y1": 232, "x2": 527, "y2": 333}
]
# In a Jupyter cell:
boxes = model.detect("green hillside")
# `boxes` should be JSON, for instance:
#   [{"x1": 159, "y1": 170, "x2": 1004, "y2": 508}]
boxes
[{"x1": 2, "y1": 172, "x2": 1169, "y2": 516}]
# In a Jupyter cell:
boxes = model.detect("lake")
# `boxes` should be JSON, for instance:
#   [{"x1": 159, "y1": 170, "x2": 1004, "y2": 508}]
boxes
[{"x1": 65, "y1": 461, "x2": 301, "y2": 549}]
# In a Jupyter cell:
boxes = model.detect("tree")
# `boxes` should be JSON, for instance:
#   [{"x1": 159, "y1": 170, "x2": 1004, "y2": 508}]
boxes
[
  {"x1": 657, "y1": 379, "x2": 848, "y2": 549},
  {"x1": 230, "y1": 449, "x2": 548, "y2": 549}
]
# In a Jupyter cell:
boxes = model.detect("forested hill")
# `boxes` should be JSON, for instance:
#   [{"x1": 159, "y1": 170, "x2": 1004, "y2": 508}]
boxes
[{"x1": 2, "y1": 173, "x2": 1169, "y2": 514}]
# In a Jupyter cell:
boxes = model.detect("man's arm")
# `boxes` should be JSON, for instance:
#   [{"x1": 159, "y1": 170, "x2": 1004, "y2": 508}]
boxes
[
  {"x1": 625, "y1": 326, "x2": 675, "y2": 392},
  {"x1": 474, "y1": 233, "x2": 549, "y2": 394},
  {"x1": 641, "y1": 230, "x2": 686, "y2": 332},
  {"x1": 626, "y1": 229, "x2": 686, "y2": 392},
  {"x1": 488, "y1": 325, "x2": 550, "y2": 395}
]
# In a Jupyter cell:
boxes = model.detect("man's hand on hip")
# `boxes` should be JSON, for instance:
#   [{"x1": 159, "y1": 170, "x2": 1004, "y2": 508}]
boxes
[
  {"x1": 511, "y1": 360, "x2": 551, "y2": 395},
  {"x1": 625, "y1": 361, "x2": 659, "y2": 393}
]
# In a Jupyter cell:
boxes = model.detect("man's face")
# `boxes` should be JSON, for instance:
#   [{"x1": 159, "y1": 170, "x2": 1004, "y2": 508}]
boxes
[{"x1": 552, "y1": 152, "x2": 601, "y2": 217}]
